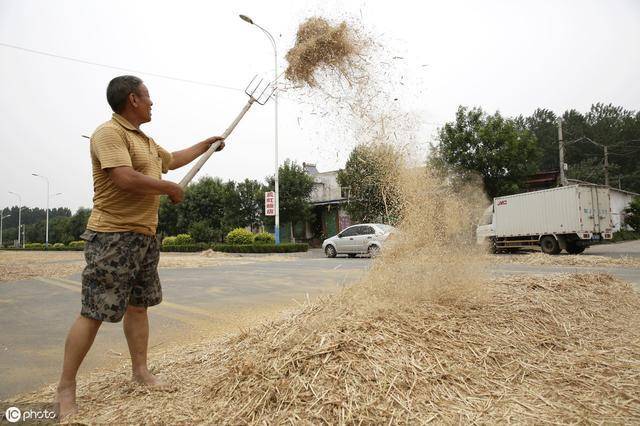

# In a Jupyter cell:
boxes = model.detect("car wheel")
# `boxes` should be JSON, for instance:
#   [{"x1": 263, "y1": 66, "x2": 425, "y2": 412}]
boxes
[
  {"x1": 566, "y1": 243, "x2": 585, "y2": 255},
  {"x1": 325, "y1": 245, "x2": 337, "y2": 258},
  {"x1": 368, "y1": 245, "x2": 381, "y2": 258},
  {"x1": 540, "y1": 236, "x2": 560, "y2": 255}
]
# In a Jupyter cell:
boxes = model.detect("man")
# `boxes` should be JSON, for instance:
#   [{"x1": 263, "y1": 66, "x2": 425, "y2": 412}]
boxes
[{"x1": 55, "y1": 75, "x2": 224, "y2": 418}]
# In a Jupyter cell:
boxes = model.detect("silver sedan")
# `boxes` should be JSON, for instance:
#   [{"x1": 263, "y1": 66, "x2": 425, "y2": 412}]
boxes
[{"x1": 322, "y1": 223, "x2": 395, "y2": 258}]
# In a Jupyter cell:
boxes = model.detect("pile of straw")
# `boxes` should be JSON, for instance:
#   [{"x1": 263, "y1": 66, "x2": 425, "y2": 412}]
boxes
[
  {"x1": 285, "y1": 17, "x2": 364, "y2": 87},
  {"x1": 14, "y1": 273, "x2": 640, "y2": 423}
]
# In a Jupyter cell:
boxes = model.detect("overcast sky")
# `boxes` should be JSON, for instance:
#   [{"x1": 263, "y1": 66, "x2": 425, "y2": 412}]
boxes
[{"x1": 1, "y1": 0, "x2": 638, "y2": 211}]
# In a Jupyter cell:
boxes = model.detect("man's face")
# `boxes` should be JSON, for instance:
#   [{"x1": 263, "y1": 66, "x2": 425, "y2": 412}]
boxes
[{"x1": 130, "y1": 83, "x2": 153, "y2": 123}]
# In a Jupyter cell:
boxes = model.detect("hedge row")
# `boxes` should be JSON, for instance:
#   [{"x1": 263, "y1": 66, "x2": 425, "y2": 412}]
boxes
[
  {"x1": 161, "y1": 243, "x2": 308, "y2": 253},
  {"x1": 1, "y1": 242, "x2": 308, "y2": 253},
  {"x1": 0, "y1": 245, "x2": 84, "y2": 251}
]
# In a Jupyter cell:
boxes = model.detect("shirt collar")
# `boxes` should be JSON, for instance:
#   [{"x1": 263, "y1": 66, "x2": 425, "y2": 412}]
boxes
[{"x1": 112, "y1": 113, "x2": 139, "y2": 132}]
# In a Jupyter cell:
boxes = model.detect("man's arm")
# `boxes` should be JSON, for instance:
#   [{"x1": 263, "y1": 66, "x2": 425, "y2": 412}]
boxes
[
  {"x1": 168, "y1": 136, "x2": 225, "y2": 170},
  {"x1": 108, "y1": 166, "x2": 184, "y2": 203}
]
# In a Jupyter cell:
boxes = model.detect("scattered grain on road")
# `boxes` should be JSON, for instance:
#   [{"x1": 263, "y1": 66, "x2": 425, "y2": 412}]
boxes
[
  {"x1": 491, "y1": 252, "x2": 640, "y2": 268},
  {"x1": 0, "y1": 251, "x2": 295, "y2": 283}
]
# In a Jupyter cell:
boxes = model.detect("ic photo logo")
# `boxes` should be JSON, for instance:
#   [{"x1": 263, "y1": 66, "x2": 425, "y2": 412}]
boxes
[
  {"x1": 2, "y1": 405, "x2": 57, "y2": 423},
  {"x1": 4, "y1": 407, "x2": 21, "y2": 423}
]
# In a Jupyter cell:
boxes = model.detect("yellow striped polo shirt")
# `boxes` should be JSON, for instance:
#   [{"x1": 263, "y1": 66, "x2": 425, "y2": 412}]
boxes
[{"x1": 86, "y1": 113, "x2": 173, "y2": 236}]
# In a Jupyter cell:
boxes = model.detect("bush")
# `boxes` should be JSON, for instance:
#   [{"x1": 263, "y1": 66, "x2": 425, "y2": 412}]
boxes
[
  {"x1": 211, "y1": 243, "x2": 308, "y2": 253},
  {"x1": 25, "y1": 243, "x2": 45, "y2": 250},
  {"x1": 253, "y1": 232, "x2": 275, "y2": 244},
  {"x1": 612, "y1": 229, "x2": 640, "y2": 242},
  {"x1": 162, "y1": 236, "x2": 177, "y2": 247},
  {"x1": 68, "y1": 240, "x2": 85, "y2": 249},
  {"x1": 226, "y1": 228, "x2": 254, "y2": 245},
  {"x1": 159, "y1": 243, "x2": 309, "y2": 253},
  {"x1": 53, "y1": 243, "x2": 66, "y2": 248},
  {"x1": 174, "y1": 234, "x2": 194, "y2": 245}
]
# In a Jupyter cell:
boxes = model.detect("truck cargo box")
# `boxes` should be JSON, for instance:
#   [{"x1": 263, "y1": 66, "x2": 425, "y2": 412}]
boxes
[{"x1": 493, "y1": 185, "x2": 613, "y2": 238}]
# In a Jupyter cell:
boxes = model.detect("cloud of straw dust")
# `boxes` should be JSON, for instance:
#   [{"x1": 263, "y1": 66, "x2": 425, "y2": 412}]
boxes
[
  {"x1": 349, "y1": 147, "x2": 488, "y2": 308},
  {"x1": 285, "y1": 15, "x2": 489, "y2": 306}
]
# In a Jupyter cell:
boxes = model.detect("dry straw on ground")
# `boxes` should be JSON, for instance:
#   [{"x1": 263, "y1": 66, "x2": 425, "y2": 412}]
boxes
[
  {"x1": 13, "y1": 273, "x2": 640, "y2": 424},
  {"x1": 0, "y1": 251, "x2": 295, "y2": 282},
  {"x1": 285, "y1": 17, "x2": 365, "y2": 87},
  {"x1": 492, "y1": 252, "x2": 640, "y2": 269}
]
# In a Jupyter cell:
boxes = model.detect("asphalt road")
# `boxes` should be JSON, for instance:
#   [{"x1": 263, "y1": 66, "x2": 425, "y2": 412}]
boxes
[{"x1": 1, "y1": 241, "x2": 639, "y2": 400}]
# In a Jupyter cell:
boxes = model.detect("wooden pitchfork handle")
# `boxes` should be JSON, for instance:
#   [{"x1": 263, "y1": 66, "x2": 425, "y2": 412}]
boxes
[{"x1": 178, "y1": 97, "x2": 256, "y2": 188}]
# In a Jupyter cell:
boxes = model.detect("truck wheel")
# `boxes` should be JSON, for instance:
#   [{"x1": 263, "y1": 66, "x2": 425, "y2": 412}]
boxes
[
  {"x1": 566, "y1": 243, "x2": 585, "y2": 255},
  {"x1": 540, "y1": 236, "x2": 561, "y2": 255}
]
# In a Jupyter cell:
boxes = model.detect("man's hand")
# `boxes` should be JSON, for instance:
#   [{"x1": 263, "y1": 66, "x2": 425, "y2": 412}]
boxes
[
  {"x1": 166, "y1": 182, "x2": 185, "y2": 204},
  {"x1": 168, "y1": 137, "x2": 226, "y2": 171},
  {"x1": 205, "y1": 136, "x2": 225, "y2": 152}
]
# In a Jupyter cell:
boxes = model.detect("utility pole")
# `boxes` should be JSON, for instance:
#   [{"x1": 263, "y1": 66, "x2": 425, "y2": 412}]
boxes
[
  {"x1": 603, "y1": 145, "x2": 609, "y2": 187},
  {"x1": 558, "y1": 118, "x2": 567, "y2": 186},
  {"x1": 32, "y1": 173, "x2": 50, "y2": 249}
]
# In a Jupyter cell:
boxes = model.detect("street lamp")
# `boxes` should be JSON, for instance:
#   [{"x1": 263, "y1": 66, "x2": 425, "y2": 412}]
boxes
[
  {"x1": 239, "y1": 13, "x2": 281, "y2": 244},
  {"x1": 8, "y1": 191, "x2": 22, "y2": 248},
  {"x1": 0, "y1": 209, "x2": 10, "y2": 248},
  {"x1": 32, "y1": 173, "x2": 51, "y2": 249}
]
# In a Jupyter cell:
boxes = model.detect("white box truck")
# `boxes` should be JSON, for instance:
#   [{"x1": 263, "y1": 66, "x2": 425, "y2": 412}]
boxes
[{"x1": 477, "y1": 185, "x2": 614, "y2": 254}]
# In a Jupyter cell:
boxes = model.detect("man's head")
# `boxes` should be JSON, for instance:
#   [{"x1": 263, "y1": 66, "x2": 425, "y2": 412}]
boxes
[{"x1": 106, "y1": 75, "x2": 153, "y2": 124}]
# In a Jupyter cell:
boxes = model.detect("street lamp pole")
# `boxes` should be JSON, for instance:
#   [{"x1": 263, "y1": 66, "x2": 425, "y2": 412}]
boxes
[
  {"x1": 239, "y1": 14, "x2": 281, "y2": 244},
  {"x1": 8, "y1": 191, "x2": 22, "y2": 247},
  {"x1": 32, "y1": 173, "x2": 50, "y2": 249},
  {"x1": 0, "y1": 210, "x2": 10, "y2": 247}
]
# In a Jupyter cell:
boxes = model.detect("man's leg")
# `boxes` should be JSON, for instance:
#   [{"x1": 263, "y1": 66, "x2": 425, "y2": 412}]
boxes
[
  {"x1": 56, "y1": 315, "x2": 102, "y2": 418},
  {"x1": 123, "y1": 305, "x2": 163, "y2": 385}
]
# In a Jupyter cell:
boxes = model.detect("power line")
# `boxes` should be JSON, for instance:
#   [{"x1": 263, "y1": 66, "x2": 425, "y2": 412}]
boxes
[{"x1": 0, "y1": 41, "x2": 243, "y2": 92}]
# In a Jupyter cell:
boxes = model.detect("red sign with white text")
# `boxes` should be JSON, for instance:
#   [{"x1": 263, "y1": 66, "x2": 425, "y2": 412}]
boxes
[{"x1": 265, "y1": 191, "x2": 275, "y2": 216}]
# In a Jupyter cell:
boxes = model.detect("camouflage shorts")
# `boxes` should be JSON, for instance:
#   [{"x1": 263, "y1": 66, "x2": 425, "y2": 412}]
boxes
[{"x1": 79, "y1": 230, "x2": 162, "y2": 323}]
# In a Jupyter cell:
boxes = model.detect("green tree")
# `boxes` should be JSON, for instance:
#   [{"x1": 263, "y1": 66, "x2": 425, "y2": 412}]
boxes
[
  {"x1": 624, "y1": 197, "x2": 640, "y2": 231},
  {"x1": 434, "y1": 106, "x2": 540, "y2": 198},
  {"x1": 68, "y1": 208, "x2": 91, "y2": 240},
  {"x1": 528, "y1": 104, "x2": 640, "y2": 192},
  {"x1": 337, "y1": 143, "x2": 403, "y2": 223},
  {"x1": 176, "y1": 177, "x2": 227, "y2": 239},
  {"x1": 158, "y1": 196, "x2": 179, "y2": 237},
  {"x1": 236, "y1": 179, "x2": 266, "y2": 230},
  {"x1": 266, "y1": 160, "x2": 314, "y2": 240},
  {"x1": 518, "y1": 108, "x2": 558, "y2": 171},
  {"x1": 188, "y1": 220, "x2": 217, "y2": 243}
]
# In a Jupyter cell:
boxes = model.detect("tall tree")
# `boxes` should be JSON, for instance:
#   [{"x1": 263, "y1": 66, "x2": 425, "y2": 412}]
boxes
[
  {"x1": 337, "y1": 143, "x2": 403, "y2": 223},
  {"x1": 266, "y1": 160, "x2": 314, "y2": 239},
  {"x1": 434, "y1": 106, "x2": 540, "y2": 198}
]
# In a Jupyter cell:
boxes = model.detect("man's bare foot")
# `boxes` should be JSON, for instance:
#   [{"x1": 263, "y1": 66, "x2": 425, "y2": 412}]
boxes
[
  {"x1": 132, "y1": 370, "x2": 171, "y2": 390},
  {"x1": 55, "y1": 381, "x2": 77, "y2": 421}
]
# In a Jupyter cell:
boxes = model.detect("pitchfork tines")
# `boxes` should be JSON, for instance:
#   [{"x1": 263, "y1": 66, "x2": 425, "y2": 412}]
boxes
[{"x1": 245, "y1": 75, "x2": 276, "y2": 105}]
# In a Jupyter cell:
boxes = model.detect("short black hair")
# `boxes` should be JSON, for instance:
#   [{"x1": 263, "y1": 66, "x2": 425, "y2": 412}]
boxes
[{"x1": 106, "y1": 75, "x2": 143, "y2": 113}]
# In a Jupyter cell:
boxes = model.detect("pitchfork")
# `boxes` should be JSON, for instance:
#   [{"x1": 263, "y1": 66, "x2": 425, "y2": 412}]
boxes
[{"x1": 179, "y1": 76, "x2": 276, "y2": 188}]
